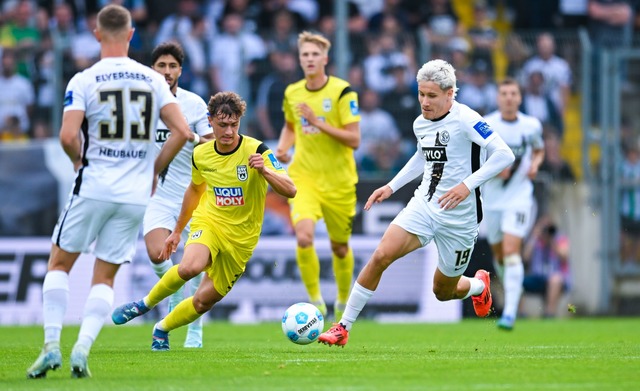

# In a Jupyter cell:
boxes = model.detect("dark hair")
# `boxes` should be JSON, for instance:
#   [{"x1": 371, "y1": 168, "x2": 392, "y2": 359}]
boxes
[
  {"x1": 151, "y1": 41, "x2": 185, "y2": 66},
  {"x1": 207, "y1": 92, "x2": 247, "y2": 119},
  {"x1": 97, "y1": 4, "x2": 131, "y2": 34}
]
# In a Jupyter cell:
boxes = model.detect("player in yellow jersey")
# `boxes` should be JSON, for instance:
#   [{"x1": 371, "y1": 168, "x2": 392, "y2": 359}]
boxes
[
  {"x1": 275, "y1": 31, "x2": 361, "y2": 320},
  {"x1": 111, "y1": 92, "x2": 297, "y2": 350}
]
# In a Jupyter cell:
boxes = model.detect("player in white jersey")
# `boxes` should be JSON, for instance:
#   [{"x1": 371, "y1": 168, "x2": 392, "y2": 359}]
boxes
[
  {"x1": 27, "y1": 5, "x2": 193, "y2": 379},
  {"x1": 319, "y1": 59, "x2": 515, "y2": 347},
  {"x1": 142, "y1": 41, "x2": 214, "y2": 348},
  {"x1": 482, "y1": 78, "x2": 545, "y2": 331}
]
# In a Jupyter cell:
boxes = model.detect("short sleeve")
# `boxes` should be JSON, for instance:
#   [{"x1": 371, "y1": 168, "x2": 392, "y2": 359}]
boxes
[
  {"x1": 63, "y1": 73, "x2": 87, "y2": 112},
  {"x1": 338, "y1": 86, "x2": 360, "y2": 125}
]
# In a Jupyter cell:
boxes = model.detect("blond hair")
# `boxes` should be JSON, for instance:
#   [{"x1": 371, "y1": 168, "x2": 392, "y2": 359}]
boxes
[{"x1": 297, "y1": 31, "x2": 331, "y2": 54}]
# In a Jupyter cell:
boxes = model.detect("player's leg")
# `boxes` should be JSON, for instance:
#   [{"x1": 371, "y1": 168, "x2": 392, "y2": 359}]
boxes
[
  {"x1": 319, "y1": 224, "x2": 421, "y2": 346},
  {"x1": 27, "y1": 245, "x2": 80, "y2": 378},
  {"x1": 323, "y1": 191, "x2": 356, "y2": 322},
  {"x1": 432, "y1": 225, "x2": 492, "y2": 317},
  {"x1": 498, "y1": 233, "x2": 525, "y2": 329},
  {"x1": 72, "y1": 202, "x2": 144, "y2": 378},
  {"x1": 543, "y1": 272, "x2": 565, "y2": 317},
  {"x1": 484, "y1": 211, "x2": 504, "y2": 281},
  {"x1": 290, "y1": 187, "x2": 325, "y2": 314},
  {"x1": 28, "y1": 195, "x2": 102, "y2": 379},
  {"x1": 184, "y1": 270, "x2": 204, "y2": 348}
]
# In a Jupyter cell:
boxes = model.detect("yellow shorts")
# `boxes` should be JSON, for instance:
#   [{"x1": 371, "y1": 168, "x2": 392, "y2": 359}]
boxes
[
  {"x1": 185, "y1": 219, "x2": 255, "y2": 297},
  {"x1": 289, "y1": 182, "x2": 356, "y2": 243}
]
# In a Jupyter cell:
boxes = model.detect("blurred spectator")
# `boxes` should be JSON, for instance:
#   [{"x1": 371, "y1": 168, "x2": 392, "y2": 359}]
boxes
[
  {"x1": 520, "y1": 32, "x2": 572, "y2": 115},
  {"x1": 456, "y1": 59, "x2": 497, "y2": 116},
  {"x1": 558, "y1": 0, "x2": 589, "y2": 28},
  {"x1": 619, "y1": 140, "x2": 640, "y2": 270},
  {"x1": 363, "y1": 33, "x2": 413, "y2": 94},
  {"x1": 381, "y1": 62, "x2": 419, "y2": 140},
  {"x1": 0, "y1": 0, "x2": 41, "y2": 79},
  {"x1": 448, "y1": 37, "x2": 471, "y2": 86},
  {"x1": 539, "y1": 131, "x2": 576, "y2": 182},
  {"x1": 347, "y1": 63, "x2": 365, "y2": 94},
  {"x1": 355, "y1": 88, "x2": 403, "y2": 171},
  {"x1": 504, "y1": 33, "x2": 531, "y2": 79},
  {"x1": 316, "y1": 0, "x2": 368, "y2": 65},
  {"x1": 208, "y1": 12, "x2": 267, "y2": 101},
  {"x1": 368, "y1": 0, "x2": 411, "y2": 35},
  {"x1": 263, "y1": 9, "x2": 299, "y2": 54},
  {"x1": 178, "y1": 15, "x2": 211, "y2": 99},
  {"x1": 154, "y1": 0, "x2": 208, "y2": 47},
  {"x1": 511, "y1": 0, "x2": 559, "y2": 30},
  {"x1": 466, "y1": 1, "x2": 498, "y2": 77},
  {"x1": 258, "y1": 0, "x2": 311, "y2": 32},
  {"x1": 522, "y1": 215, "x2": 572, "y2": 318},
  {"x1": 72, "y1": 12, "x2": 101, "y2": 70},
  {"x1": 219, "y1": 0, "x2": 262, "y2": 33},
  {"x1": 255, "y1": 50, "x2": 299, "y2": 141},
  {"x1": 521, "y1": 71, "x2": 565, "y2": 136},
  {"x1": 0, "y1": 48, "x2": 35, "y2": 140},
  {"x1": 420, "y1": 0, "x2": 464, "y2": 58}
]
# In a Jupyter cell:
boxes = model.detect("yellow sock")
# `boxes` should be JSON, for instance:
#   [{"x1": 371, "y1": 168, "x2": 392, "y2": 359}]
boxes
[
  {"x1": 333, "y1": 247, "x2": 354, "y2": 303},
  {"x1": 145, "y1": 265, "x2": 186, "y2": 308},
  {"x1": 159, "y1": 296, "x2": 202, "y2": 332},
  {"x1": 296, "y1": 246, "x2": 322, "y2": 302}
]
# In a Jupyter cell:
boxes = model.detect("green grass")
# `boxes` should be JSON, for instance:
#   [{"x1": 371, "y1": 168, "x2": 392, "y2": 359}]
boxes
[{"x1": 2, "y1": 318, "x2": 639, "y2": 390}]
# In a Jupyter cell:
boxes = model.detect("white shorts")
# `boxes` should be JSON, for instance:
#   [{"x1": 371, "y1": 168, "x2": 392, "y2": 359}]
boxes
[
  {"x1": 392, "y1": 197, "x2": 479, "y2": 277},
  {"x1": 484, "y1": 206, "x2": 534, "y2": 245},
  {"x1": 52, "y1": 195, "x2": 146, "y2": 264},
  {"x1": 142, "y1": 199, "x2": 190, "y2": 243}
]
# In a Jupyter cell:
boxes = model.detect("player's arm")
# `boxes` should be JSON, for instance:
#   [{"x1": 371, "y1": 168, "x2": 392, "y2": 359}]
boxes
[
  {"x1": 275, "y1": 121, "x2": 295, "y2": 163},
  {"x1": 156, "y1": 102, "x2": 191, "y2": 175},
  {"x1": 59, "y1": 110, "x2": 85, "y2": 172},
  {"x1": 160, "y1": 180, "x2": 206, "y2": 260},
  {"x1": 248, "y1": 153, "x2": 297, "y2": 198},
  {"x1": 528, "y1": 147, "x2": 545, "y2": 179},
  {"x1": 297, "y1": 102, "x2": 360, "y2": 149}
]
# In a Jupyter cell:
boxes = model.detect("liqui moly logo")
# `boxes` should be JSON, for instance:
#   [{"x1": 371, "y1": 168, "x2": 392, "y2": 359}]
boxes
[{"x1": 214, "y1": 187, "x2": 245, "y2": 206}]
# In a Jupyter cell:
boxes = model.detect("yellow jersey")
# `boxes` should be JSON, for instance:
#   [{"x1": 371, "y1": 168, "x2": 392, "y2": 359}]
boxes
[
  {"x1": 191, "y1": 135, "x2": 286, "y2": 248},
  {"x1": 283, "y1": 76, "x2": 360, "y2": 191}
]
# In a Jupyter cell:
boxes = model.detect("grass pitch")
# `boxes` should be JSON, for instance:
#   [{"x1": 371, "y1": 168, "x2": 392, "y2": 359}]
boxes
[{"x1": 1, "y1": 318, "x2": 639, "y2": 390}]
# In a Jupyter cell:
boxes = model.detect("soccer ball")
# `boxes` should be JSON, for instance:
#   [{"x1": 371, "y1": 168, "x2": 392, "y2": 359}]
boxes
[{"x1": 281, "y1": 302, "x2": 325, "y2": 345}]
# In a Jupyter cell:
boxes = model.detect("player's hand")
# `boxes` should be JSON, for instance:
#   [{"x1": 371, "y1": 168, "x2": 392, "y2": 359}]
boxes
[
  {"x1": 248, "y1": 153, "x2": 264, "y2": 173},
  {"x1": 159, "y1": 231, "x2": 180, "y2": 260},
  {"x1": 73, "y1": 159, "x2": 82, "y2": 173},
  {"x1": 438, "y1": 183, "x2": 470, "y2": 210},
  {"x1": 296, "y1": 103, "x2": 318, "y2": 126},
  {"x1": 275, "y1": 148, "x2": 291, "y2": 163},
  {"x1": 527, "y1": 165, "x2": 539, "y2": 180},
  {"x1": 364, "y1": 185, "x2": 393, "y2": 211}
]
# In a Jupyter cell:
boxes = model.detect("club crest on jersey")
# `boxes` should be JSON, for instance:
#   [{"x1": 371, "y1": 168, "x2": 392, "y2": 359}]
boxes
[
  {"x1": 473, "y1": 121, "x2": 493, "y2": 139},
  {"x1": 214, "y1": 187, "x2": 245, "y2": 206},
  {"x1": 439, "y1": 130, "x2": 450, "y2": 144},
  {"x1": 190, "y1": 230, "x2": 202, "y2": 240},
  {"x1": 237, "y1": 165, "x2": 248, "y2": 181},
  {"x1": 323, "y1": 98, "x2": 332, "y2": 112},
  {"x1": 422, "y1": 146, "x2": 448, "y2": 162}
]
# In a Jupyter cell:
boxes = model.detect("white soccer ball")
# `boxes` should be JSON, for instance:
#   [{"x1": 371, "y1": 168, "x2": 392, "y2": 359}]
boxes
[{"x1": 281, "y1": 302, "x2": 325, "y2": 345}]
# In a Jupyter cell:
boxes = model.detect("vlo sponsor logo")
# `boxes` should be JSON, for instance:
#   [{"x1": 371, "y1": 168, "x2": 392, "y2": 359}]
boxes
[{"x1": 214, "y1": 187, "x2": 245, "y2": 206}]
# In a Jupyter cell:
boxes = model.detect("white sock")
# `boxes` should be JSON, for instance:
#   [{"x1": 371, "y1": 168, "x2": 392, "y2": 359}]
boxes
[
  {"x1": 76, "y1": 284, "x2": 113, "y2": 349},
  {"x1": 151, "y1": 259, "x2": 173, "y2": 279},
  {"x1": 43, "y1": 270, "x2": 69, "y2": 345},
  {"x1": 341, "y1": 282, "x2": 374, "y2": 331},
  {"x1": 503, "y1": 255, "x2": 524, "y2": 320},
  {"x1": 463, "y1": 276, "x2": 485, "y2": 299}
]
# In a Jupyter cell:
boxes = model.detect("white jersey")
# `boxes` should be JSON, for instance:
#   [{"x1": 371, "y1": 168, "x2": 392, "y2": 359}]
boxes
[
  {"x1": 412, "y1": 101, "x2": 499, "y2": 227},
  {"x1": 482, "y1": 111, "x2": 544, "y2": 210},
  {"x1": 63, "y1": 56, "x2": 178, "y2": 205},
  {"x1": 153, "y1": 87, "x2": 211, "y2": 206}
]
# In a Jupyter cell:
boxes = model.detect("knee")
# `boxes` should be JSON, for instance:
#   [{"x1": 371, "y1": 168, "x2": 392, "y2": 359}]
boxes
[
  {"x1": 177, "y1": 263, "x2": 200, "y2": 280},
  {"x1": 192, "y1": 295, "x2": 216, "y2": 314},
  {"x1": 369, "y1": 248, "x2": 394, "y2": 272},
  {"x1": 331, "y1": 243, "x2": 349, "y2": 258},
  {"x1": 296, "y1": 231, "x2": 314, "y2": 248}
]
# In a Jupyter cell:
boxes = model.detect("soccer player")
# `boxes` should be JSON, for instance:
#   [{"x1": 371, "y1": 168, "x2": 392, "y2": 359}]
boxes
[
  {"x1": 318, "y1": 59, "x2": 515, "y2": 347},
  {"x1": 27, "y1": 4, "x2": 192, "y2": 378},
  {"x1": 275, "y1": 31, "x2": 361, "y2": 321},
  {"x1": 482, "y1": 78, "x2": 545, "y2": 330},
  {"x1": 111, "y1": 91, "x2": 297, "y2": 350},
  {"x1": 143, "y1": 41, "x2": 214, "y2": 348}
]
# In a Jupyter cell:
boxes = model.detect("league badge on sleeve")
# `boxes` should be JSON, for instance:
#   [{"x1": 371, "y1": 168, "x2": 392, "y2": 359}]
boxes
[
  {"x1": 268, "y1": 153, "x2": 283, "y2": 170},
  {"x1": 64, "y1": 91, "x2": 73, "y2": 107},
  {"x1": 473, "y1": 121, "x2": 493, "y2": 139}
]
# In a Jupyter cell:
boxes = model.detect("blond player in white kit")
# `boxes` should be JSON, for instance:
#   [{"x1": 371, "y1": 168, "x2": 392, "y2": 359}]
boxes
[
  {"x1": 27, "y1": 4, "x2": 193, "y2": 379},
  {"x1": 483, "y1": 78, "x2": 545, "y2": 331},
  {"x1": 319, "y1": 59, "x2": 515, "y2": 347},
  {"x1": 142, "y1": 41, "x2": 214, "y2": 348}
]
